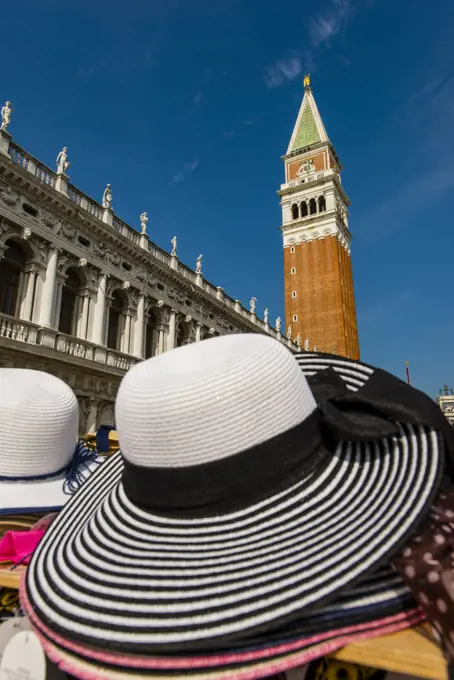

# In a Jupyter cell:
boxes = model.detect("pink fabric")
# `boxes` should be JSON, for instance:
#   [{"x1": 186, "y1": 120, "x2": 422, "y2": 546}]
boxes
[
  {"x1": 20, "y1": 580, "x2": 423, "y2": 671},
  {"x1": 31, "y1": 513, "x2": 58, "y2": 532},
  {"x1": 0, "y1": 530, "x2": 44, "y2": 564},
  {"x1": 33, "y1": 612, "x2": 425, "y2": 680}
]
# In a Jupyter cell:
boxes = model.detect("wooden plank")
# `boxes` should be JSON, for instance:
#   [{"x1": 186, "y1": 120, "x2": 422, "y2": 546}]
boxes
[
  {"x1": 332, "y1": 626, "x2": 447, "y2": 680},
  {"x1": 0, "y1": 566, "x2": 23, "y2": 589}
]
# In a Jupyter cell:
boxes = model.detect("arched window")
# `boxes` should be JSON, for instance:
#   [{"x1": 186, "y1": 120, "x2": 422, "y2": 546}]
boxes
[
  {"x1": 318, "y1": 195, "x2": 326, "y2": 212},
  {"x1": 59, "y1": 267, "x2": 82, "y2": 335},
  {"x1": 291, "y1": 204, "x2": 299, "y2": 220},
  {"x1": 107, "y1": 291, "x2": 124, "y2": 350},
  {"x1": 145, "y1": 310, "x2": 158, "y2": 359},
  {"x1": 0, "y1": 241, "x2": 26, "y2": 317},
  {"x1": 300, "y1": 201, "x2": 308, "y2": 218},
  {"x1": 309, "y1": 198, "x2": 317, "y2": 215}
]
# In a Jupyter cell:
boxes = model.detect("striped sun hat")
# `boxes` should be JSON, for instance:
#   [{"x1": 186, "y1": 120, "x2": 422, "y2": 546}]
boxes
[{"x1": 24, "y1": 334, "x2": 447, "y2": 658}]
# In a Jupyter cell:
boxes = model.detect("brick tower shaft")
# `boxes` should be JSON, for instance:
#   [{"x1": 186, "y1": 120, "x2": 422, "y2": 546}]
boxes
[{"x1": 279, "y1": 76, "x2": 360, "y2": 359}]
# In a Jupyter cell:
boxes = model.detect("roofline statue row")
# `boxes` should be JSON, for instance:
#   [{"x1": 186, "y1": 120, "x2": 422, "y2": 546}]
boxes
[{"x1": 0, "y1": 97, "x2": 294, "y2": 347}]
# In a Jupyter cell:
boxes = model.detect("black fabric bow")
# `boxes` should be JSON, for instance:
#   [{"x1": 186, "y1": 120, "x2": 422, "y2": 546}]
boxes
[{"x1": 306, "y1": 367, "x2": 454, "y2": 471}]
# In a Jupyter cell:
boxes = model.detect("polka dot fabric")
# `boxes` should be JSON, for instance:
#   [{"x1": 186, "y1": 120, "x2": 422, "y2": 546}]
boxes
[{"x1": 393, "y1": 490, "x2": 454, "y2": 659}]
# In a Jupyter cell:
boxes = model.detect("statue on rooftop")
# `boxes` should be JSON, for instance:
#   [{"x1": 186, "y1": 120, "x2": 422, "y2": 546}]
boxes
[
  {"x1": 296, "y1": 333, "x2": 301, "y2": 348},
  {"x1": 56, "y1": 147, "x2": 70, "y2": 175},
  {"x1": 140, "y1": 212, "x2": 148, "y2": 234},
  {"x1": 1, "y1": 101, "x2": 12, "y2": 132},
  {"x1": 304, "y1": 337, "x2": 310, "y2": 351},
  {"x1": 276, "y1": 316, "x2": 281, "y2": 332},
  {"x1": 196, "y1": 253, "x2": 203, "y2": 275},
  {"x1": 250, "y1": 297, "x2": 257, "y2": 314},
  {"x1": 264, "y1": 308, "x2": 269, "y2": 324},
  {"x1": 171, "y1": 236, "x2": 177, "y2": 256},
  {"x1": 102, "y1": 184, "x2": 112, "y2": 209},
  {"x1": 303, "y1": 74, "x2": 311, "y2": 89},
  {"x1": 287, "y1": 325, "x2": 292, "y2": 340}
]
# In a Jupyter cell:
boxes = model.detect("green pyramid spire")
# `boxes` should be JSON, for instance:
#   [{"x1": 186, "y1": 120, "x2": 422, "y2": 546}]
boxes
[{"x1": 291, "y1": 101, "x2": 321, "y2": 151}]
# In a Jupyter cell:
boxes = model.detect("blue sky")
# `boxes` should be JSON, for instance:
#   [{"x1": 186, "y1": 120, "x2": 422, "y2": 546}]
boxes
[{"x1": 1, "y1": 0, "x2": 453, "y2": 397}]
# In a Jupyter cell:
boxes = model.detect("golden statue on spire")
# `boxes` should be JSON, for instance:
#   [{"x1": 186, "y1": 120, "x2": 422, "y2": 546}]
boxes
[{"x1": 303, "y1": 74, "x2": 311, "y2": 89}]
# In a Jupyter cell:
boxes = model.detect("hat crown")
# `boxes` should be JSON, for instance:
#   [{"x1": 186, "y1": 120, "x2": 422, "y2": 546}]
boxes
[
  {"x1": 115, "y1": 334, "x2": 317, "y2": 469},
  {"x1": 0, "y1": 369, "x2": 78, "y2": 478}
]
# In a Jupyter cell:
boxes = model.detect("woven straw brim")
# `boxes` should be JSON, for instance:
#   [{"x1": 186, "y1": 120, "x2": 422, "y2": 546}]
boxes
[
  {"x1": 21, "y1": 564, "x2": 419, "y2": 669},
  {"x1": 25, "y1": 413, "x2": 441, "y2": 654},
  {"x1": 28, "y1": 607, "x2": 424, "y2": 680}
]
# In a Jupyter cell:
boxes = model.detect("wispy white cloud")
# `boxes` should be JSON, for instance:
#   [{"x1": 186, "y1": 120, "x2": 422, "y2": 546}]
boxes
[
  {"x1": 171, "y1": 159, "x2": 199, "y2": 184},
  {"x1": 309, "y1": 0, "x2": 352, "y2": 47},
  {"x1": 264, "y1": 57, "x2": 302, "y2": 89},
  {"x1": 193, "y1": 91, "x2": 203, "y2": 107},
  {"x1": 222, "y1": 130, "x2": 236, "y2": 140}
]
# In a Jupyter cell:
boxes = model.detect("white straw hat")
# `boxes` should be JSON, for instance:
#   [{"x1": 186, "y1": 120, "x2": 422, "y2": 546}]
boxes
[
  {"x1": 0, "y1": 369, "x2": 97, "y2": 514},
  {"x1": 25, "y1": 334, "x2": 445, "y2": 655}
]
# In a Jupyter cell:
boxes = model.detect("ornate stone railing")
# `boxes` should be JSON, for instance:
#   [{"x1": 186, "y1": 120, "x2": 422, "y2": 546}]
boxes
[
  {"x1": 179, "y1": 265, "x2": 197, "y2": 284},
  {"x1": 56, "y1": 333, "x2": 93, "y2": 360},
  {"x1": 10, "y1": 145, "x2": 29, "y2": 171},
  {"x1": 113, "y1": 215, "x2": 141, "y2": 247},
  {"x1": 87, "y1": 201, "x2": 103, "y2": 220},
  {"x1": 106, "y1": 350, "x2": 135, "y2": 372},
  {"x1": 149, "y1": 244, "x2": 171, "y2": 266},
  {"x1": 0, "y1": 313, "x2": 39, "y2": 344}
]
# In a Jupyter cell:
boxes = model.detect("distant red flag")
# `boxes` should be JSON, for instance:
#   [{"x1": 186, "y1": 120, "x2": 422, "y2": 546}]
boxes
[{"x1": 405, "y1": 361, "x2": 411, "y2": 386}]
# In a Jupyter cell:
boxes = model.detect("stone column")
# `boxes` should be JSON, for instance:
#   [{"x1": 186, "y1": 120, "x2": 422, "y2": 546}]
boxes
[
  {"x1": 86, "y1": 399, "x2": 98, "y2": 434},
  {"x1": 133, "y1": 294, "x2": 145, "y2": 358},
  {"x1": 196, "y1": 323, "x2": 202, "y2": 342},
  {"x1": 39, "y1": 247, "x2": 58, "y2": 328},
  {"x1": 21, "y1": 267, "x2": 37, "y2": 322},
  {"x1": 122, "y1": 311, "x2": 132, "y2": 354},
  {"x1": 167, "y1": 309, "x2": 176, "y2": 350},
  {"x1": 157, "y1": 326, "x2": 166, "y2": 354},
  {"x1": 92, "y1": 272, "x2": 107, "y2": 345},
  {"x1": 78, "y1": 292, "x2": 90, "y2": 339},
  {"x1": 52, "y1": 275, "x2": 65, "y2": 329}
]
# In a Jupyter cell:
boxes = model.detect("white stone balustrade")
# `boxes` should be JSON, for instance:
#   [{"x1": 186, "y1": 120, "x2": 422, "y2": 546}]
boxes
[{"x1": 0, "y1": 313, "x2": 39, "y2": 344}]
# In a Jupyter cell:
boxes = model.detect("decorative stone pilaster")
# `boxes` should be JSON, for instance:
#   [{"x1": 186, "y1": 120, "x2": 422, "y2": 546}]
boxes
[
  {"x1": 196, "y1": 273, "x2": 203, "y2": 287},
  {"x1": 216, "y1": 287, "x2": 224, "y2": 302},
  {"x1": 55, "y1": 173, "x2": 69, "y2": 196},
  {"x1": 0, "y1": 130, "x2": 11, "y2": 158},
  {"x1": 234, "y1": 300, "x2": 241, "y2": 313},
  {"x1": 196, "y1": 323, "x2": 203, "y2": 342},
  {"x1": 133, "y1": 294, "x2": 145, "y2": 358},
  {"x1": 170, "y1": 254, "x2": 178, "y2": 271},
  {"x1": 86, "y1": 399, "x2": 98, "y2": 434},
  {"x1": 122, "y1": 309, "x2": 133, "y2": 354},
  {"x1": 139, "y1": 232, "x2": 148, "y2": 251},
  {"x1": 102, "y1": 207, "x2": 113, "y2": 226},
  {"x1": 92, "y1": 271, "x2": 108, "y2": 345},
  {"x1": 78, "y1": 290, "x2": 90, "y2": 340},
  {"x1": 167, "y1": 309, "x2": 177, "y2": 351},
  {"x1": 20, "y1": 265, "x2": 38, "y2": 322},
  {"x1": 39, "y1": 246, "x2": 58, "y2": 328}
]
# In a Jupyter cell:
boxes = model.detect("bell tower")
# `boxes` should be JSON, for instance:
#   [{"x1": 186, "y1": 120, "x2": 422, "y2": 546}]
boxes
[{"x1": 279, "y1": 76, "x2": 360, "y2": 359}]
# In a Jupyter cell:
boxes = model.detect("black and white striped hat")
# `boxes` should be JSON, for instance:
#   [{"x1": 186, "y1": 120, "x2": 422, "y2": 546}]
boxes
[{"x1": 25, "y1": 334, "x2": 446, "y2": 655}]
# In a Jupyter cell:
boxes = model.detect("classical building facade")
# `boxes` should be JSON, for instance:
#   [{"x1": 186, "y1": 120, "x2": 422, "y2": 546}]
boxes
[
  {"x1": 0, "y1": 114, "x2": 295, "y2": 434},
  {"x1": 279, "y1": 77, "x2": 360, "y2": 359},
  {"x1": 437, "y1": 387, "x2": 454, "y2": 426}
]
